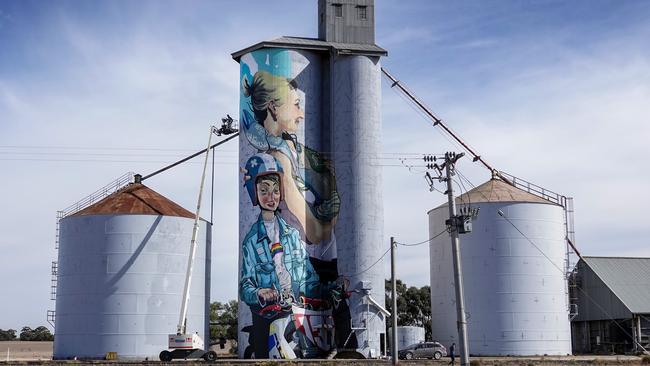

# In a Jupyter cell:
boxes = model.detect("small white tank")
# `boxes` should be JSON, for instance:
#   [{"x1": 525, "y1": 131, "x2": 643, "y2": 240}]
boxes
[
  {"x1": 53, "y1": 183, "x2": 210, "y2": 360},
  {"x1": 429, "y1": 179, "x2": 571, "y2": 356}
]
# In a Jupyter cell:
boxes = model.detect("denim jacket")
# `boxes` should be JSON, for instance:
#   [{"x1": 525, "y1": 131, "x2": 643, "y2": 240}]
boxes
[{"x1": 239, "y1": 213, "x2": 320, "y2": 312}]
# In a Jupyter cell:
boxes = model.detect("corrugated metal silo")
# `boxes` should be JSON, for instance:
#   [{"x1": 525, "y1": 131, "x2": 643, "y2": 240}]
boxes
[
  {"x1": 394, "y1": 326, "x2": 425, "y2": 350},
  {"x1": 428, "y1": 179, "x2": 571, "y2": 355},
  {"x1": 331, "y1": 53, "x2": 386, "y2": 357},
  {"x1": 53, "y1": 183, "x2": 210, "y2": 360}
]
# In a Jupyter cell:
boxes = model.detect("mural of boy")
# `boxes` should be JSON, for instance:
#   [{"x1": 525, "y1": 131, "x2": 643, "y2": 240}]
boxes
[{"x1": 239, "y1": 153, "x2": 321, "y2": 358}]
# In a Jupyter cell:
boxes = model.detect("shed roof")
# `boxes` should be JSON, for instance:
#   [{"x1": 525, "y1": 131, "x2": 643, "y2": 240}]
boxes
[
  {"x1": 583, "y1": 256, "x2": 650, "y2": 314},
  {"x1": 231, "y1": 36, "x2": 388, "y2": 61},
  {"x1": 430, "y1": 178, "x2": 557, "y2": 212},
  {"x1": 71, "y1": 183, "x2": 194, "y2": 218}
]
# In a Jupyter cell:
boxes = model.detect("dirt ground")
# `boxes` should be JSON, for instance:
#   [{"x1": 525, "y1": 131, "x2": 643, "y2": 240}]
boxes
[
  {"x1": 0, "y1": 341, "x2": 647, "y2": 365},
  {"x1": 0, "y1": 341, "x2": 52, "y2": 362}
]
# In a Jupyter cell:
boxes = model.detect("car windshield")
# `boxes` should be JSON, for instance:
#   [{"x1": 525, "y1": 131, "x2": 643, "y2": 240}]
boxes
[{"x1": 404, "y1": 343, "x2": 419, "y2": 350}]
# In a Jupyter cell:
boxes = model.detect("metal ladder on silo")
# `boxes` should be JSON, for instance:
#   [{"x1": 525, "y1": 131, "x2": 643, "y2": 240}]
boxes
[
  {"x1": 563, "y1": 197, "x2": 580, "y2": 320},
  {"x1": 48, "y1": 211, "x2": 63, "y2": 329},
  {"x1": 48, "y1": 261, "x2": 58, "y2": 328}
]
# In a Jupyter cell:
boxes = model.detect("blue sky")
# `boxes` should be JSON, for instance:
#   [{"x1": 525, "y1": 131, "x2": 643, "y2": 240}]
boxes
[{"x1": 1, "y1": 0, "x2": 649, "y2": 331}]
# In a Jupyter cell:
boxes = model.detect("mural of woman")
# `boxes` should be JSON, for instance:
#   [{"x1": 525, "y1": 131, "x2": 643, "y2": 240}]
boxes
[
  {"x1": 242, "y1": 70, "x2": 338, "y2": 245},
  {"x1": 241, "y1": 67, "x2": 357, "y2": 350}
]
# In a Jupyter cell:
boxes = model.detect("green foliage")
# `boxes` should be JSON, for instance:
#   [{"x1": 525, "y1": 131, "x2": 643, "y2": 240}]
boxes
[
  {"x1": 210, "y1": 300, "x2": 238, "y2": 342},
  {"x1": 0, "y1": 328, "x2": 17, "y2": 341},
  {"x1": 385, "y1": 279, "x2": 432, "y2": 341},
  {"x1": 19, "y1": 326, "x2": 53, "y2": 341}
]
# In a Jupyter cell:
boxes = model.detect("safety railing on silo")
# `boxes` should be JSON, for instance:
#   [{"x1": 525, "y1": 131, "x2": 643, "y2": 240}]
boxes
[
  {"x1": 58, "y1": 172, "x2": 136, "y2": 218},
  {"x1": 498, "y1": 171, "x2": 563, "y2": 205}
]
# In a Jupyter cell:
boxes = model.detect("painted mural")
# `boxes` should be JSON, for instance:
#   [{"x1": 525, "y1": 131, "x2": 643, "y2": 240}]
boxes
[{"x1": 238, "y1": 49, "x2": 357, "y2": 359}]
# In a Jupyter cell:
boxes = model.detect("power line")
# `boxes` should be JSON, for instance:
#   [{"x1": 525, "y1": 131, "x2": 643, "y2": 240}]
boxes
[
  {"x1": 0, "y1": 151, "x2": 237, "y2": 158},
  {"x1": 341, "y1": 246, "x2": 392, "y2": 277},
  {"x1": 0, "y1": 158, "x2": 237, "y2": 164},
  {"x1": 395, "y1": 228, "x2": 449, "y2": 247}
]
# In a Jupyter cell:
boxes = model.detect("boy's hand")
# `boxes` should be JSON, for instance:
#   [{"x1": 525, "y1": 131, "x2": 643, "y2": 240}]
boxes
[{"x1": 258, "y1": 288, "x2": 279, "y2": 304}]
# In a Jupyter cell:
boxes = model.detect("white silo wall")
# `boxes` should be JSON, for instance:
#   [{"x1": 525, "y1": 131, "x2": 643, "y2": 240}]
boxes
[
  {"x1": 54, "y1": 214, "x2": 210, "y2": 360},
  {"x1": 331, "y1": 54, "x2": 385, "y2": 358},
  {"x1": 396, "y1": 326, "x2": 425, "y2": 350},
  {"x1": 429, "y1": 202, "x2": 571, "y2": 356}
]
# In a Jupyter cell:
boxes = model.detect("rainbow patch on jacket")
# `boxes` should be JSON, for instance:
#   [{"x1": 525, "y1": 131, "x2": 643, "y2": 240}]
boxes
[{"x1": 270, "y1": 242, "x2": 283, "y2": 257}]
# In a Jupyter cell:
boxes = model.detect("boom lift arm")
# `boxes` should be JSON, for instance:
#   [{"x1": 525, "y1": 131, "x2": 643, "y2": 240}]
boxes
[{"x1": 159, "y1": 119, "x2": 238, "y2": 362}]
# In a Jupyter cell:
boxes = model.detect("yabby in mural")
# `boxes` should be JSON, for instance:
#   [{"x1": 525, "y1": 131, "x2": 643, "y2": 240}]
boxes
[{"x1": 238, "y1": 49, "x2": 357, "y2": 359}]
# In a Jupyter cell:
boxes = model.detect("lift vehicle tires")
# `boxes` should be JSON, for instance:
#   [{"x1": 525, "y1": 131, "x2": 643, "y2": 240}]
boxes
[
  {"x1": 333, "y1": 350, "x2": 366, "y2": 359},
  {"x1": 159, "y1": 350, "x2": 172, "y2": 362},
  {"x1": 203, "y1": 351, "x2": 217, "y2": 361},
  {"x1": 433, "y1": 351, "x2": 442, "y2": 360}
]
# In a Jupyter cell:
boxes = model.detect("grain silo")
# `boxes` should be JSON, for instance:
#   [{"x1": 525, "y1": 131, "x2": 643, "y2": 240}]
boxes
[
  {"x1": 232, "y1": 0, "x2": 387, "y2": 359},
  {"x1": 428, "y1": 178, "x2": 571, "y2": 356},
  {"x1": 393, "y1": 326, "x2": 426, "y2": 350},
  {"x1": 53, "y1": 183, "x2": 210, "y2": 360}
]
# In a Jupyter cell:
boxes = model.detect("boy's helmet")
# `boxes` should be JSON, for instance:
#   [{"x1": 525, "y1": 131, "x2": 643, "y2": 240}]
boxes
[{"x1": 244, "y1": 153, "x2": 284, "y2": 206}]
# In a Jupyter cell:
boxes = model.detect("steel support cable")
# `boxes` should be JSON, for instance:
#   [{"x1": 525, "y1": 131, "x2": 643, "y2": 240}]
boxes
[
  {"x1": 140, "y1": 132, "x2": 239, "y2": 181},
  {"x1": 381, "y1": 67, "x2": 517, "y2": 186},
  {"x1": 498, "y1": 211, "x2": 647, "y2": 353}
]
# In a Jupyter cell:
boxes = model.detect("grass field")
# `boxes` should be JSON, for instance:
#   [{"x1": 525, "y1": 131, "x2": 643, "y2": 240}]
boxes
[{"x1": 0, "y1": 341, "x2": 52, "y2": 361}]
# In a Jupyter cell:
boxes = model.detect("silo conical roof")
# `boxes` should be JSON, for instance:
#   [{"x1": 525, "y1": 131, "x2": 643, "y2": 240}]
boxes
[
  {"x1": 71, "y1": 183, "x2": 194, "y2": 218},
  {"x1": 432, "y1": 178, "x2": 559, "y2": 211}
]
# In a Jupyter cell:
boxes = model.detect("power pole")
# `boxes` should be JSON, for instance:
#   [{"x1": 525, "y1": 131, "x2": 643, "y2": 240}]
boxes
[
  {"x1": 443, "y1": 152, "x2": 470, "y2": 366},
  {"x1": 391, "y1": 236, "x2": 398, "y2": 366},
  {"x1": 424, "y1": 152, "x2": 473, "y2": 366}
]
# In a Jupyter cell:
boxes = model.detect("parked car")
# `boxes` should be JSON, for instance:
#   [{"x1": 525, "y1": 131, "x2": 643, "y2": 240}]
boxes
[{"x1": 398, "y1": 341, "x2": 447, "y2": 360}]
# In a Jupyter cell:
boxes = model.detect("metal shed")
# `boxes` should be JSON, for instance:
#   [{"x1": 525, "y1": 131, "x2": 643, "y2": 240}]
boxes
[{"x1": 571, "y1": 256, "x2": 650, "y2": 354}]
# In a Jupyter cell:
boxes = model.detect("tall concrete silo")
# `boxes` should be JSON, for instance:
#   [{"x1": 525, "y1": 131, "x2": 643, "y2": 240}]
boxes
[
  {"x1": 232, "y1": 0, "x2": 387, "y2": 359},
  {"x1": 428, "y1": 178, "x2": 571, "y2": 356},
  {"x1": 53, "y1": 183, "x2": 210, "y2": 360}
]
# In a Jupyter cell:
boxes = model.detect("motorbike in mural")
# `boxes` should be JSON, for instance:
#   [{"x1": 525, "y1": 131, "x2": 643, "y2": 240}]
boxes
[{"x1": 241, "y1": 292, "x2": 338, "y2": 359}]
